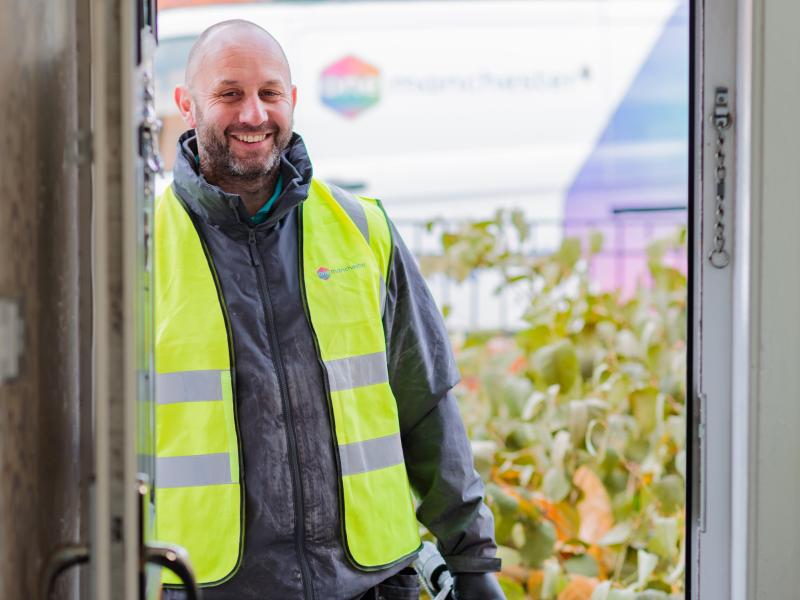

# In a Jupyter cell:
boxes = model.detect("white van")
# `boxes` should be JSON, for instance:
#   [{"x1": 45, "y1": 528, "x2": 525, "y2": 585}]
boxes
[
  {"x1": 155, "y1": 0, "x2": 687, "y2": 329},
  {"x1": 155, "y1": 0, "x2": 685, "y2": 224}
]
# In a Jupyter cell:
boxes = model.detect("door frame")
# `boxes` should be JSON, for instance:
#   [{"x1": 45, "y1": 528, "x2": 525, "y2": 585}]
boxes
[{"x1": 690, "y1": 0, "x2": 739, "y2": 596}]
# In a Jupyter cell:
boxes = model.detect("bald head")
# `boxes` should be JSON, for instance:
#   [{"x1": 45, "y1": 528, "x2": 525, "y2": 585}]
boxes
[
  {"x1": 185, "y1": 20, "x2": 291, "y2": 91},
  {"x1": 174, "y1": 19, "x2": 297, "y2": 204}
]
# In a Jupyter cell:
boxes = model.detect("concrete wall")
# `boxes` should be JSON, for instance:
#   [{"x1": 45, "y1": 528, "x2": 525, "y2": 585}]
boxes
[{"x1": 0, "y1": 0, "x2": 90, "y2": 597}]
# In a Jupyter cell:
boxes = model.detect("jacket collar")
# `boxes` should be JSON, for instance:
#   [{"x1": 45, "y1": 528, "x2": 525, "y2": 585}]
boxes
[{"x1": 172, "y1": 129, "x2": 314, "y2": 230}]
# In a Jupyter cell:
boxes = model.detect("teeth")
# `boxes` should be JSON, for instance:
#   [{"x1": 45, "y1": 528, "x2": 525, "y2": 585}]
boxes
[{"x1": 234, "y1": 134, "x2": 267, "y2": 143}]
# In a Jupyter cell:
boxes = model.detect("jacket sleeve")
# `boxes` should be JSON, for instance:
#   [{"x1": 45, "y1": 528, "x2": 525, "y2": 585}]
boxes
[{"x1": 383, "y1": 221, "x2": 501, "y2": 574}]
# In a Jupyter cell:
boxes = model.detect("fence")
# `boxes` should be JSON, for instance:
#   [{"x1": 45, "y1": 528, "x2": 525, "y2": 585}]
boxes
[{"x1": 395, "y1": 212, "x2": 687, "y2": 332}]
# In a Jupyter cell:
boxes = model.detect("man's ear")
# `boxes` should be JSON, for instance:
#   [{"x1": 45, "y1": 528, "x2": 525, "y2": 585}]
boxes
[
  {"x1": 175, "y1": 85, "x2": 197, "y2": 128},
  {"x1": 291, "y1": 85, "x2": 298, "y2": 109}
]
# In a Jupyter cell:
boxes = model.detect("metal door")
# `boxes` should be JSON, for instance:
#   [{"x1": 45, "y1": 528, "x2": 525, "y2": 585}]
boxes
[{"x1": 50, "y1": 0, "x2": 201, "y2": 597}]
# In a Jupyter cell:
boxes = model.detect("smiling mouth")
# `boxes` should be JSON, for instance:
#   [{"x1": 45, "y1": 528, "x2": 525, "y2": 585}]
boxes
[{"x1": 230, "y1": 132, "x2": 272, "y2": 144}]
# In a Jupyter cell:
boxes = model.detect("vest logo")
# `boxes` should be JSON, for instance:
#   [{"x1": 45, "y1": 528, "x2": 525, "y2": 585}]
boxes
[
  {"x1": 320, "y1": 56, "x2": 381, "y2": 119},
  {"x1": 316, "y1": 263, "x2": 367, "y2": 281}
]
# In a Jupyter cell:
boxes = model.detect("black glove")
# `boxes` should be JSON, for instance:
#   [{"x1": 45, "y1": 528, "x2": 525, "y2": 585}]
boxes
[{"x1": 452, "y1": 572, "x2": 506, "y2": 600}]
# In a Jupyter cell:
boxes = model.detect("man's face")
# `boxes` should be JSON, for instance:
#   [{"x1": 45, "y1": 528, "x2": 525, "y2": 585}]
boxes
[{"x1": 177, "y1": 32, "x2": 297, "y2": 181}]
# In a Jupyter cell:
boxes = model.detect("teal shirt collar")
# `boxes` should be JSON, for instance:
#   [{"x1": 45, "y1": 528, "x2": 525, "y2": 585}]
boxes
[{"x1": 250, "y1": 174, "x2": 284, "y2": 225}]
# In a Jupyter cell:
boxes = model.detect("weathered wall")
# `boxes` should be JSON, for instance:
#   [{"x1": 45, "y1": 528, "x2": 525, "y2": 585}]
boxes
[{"x1": 0, "y1": 0, "x2": 89, "y2": 597}]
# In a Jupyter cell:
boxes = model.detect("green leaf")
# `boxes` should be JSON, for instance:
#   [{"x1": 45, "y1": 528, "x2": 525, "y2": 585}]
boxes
[
  {"x1": 652, "y1": 475, "x2": 685, "y2": 515},
  {"x1": 495, "y1": 545, "x2": 522, "y2": 567},
  {"x1": 511, "y1": 522, "x2": 526, "y2": 548},
  {"x1": 552, "y1": 430, "x2": 572, "y2": 469},
  {"x1": 591, "y1": 581, "x2": 613, "y2": 600},
  {"x1": 497, "y1": 574, "x2": 526, "y2": 600},
  {"x1": 486, "y1": 482, "x2": 519, "y2": 514},
  {"x1": 564, "y1": 553, "x2": 599, "y2": 577},
  {"x1": 647, "y1": 516, "x2": 680, "y2": 559},
  {"x1": 522, "y1": 391, "x2": 547, "y2": 422},
  {"x1": 516, "y1": 324, "x2": 552, "y2": 354},
  {"x1": 637, "y1": 549, "x2": 659, "y2": 587},
  {"x1": 589, "y1": 231, "x2": 605, "y2": 254},
  {"x1": 532, "y1": 340, "x2": 581, "y2": 392},
  {"x1": 510, "y1": 208, "x2": 529, "y2": 243},
  {"x1": 625, "y1": 438, "x2": 650, "y2": 464},
  {"x1": 646, "y1": 238, "x2": 669, "y2": 264},
  {"x1": 470, "y1": 440, "x2": 497, "y2": 479},
  {"x1": 644, "y1": 580, "x2": 673, "y2": 593},
  {"x1": 674, "y1": 450, "x2": 687, "y2": 481},
  {"x1": 542, "y1": 559, "x2": 565, "y2": 599},
  {"x1": 519, "y1": 519, "x2": 557, "y2": 568},
  {"x1": 506, "y1": 425, "x2": 535, "y2": 451},
  {"x1": 635, "y1": 592, "x2": 672, "y2": 600},
  {"x1": 543, "y1": 467, "x2": 571, "y2": 502},
  {"x1": 615, "y1": 330, "x2": 642, "y2": 359},
  {"x1": 497, "y1": 376, "x2": 535, "y2": 418},
  {"x1": 569, "y1": 400, "x2": 590, "y2": 445},
  {"x1": 558, "y1": 237, "x2": 582, "y2": 268},
  {"x1": 630, "y1": 388, "x2": 659, "y2": 434},
  {"x1": 599, "y1": 521, "x2": 634, "y2": 546}
]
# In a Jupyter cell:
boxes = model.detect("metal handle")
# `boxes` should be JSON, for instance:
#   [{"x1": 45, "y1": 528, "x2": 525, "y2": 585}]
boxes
[
  {"x1": 41, "y1": 544, "x2": 90, "y2": 600},
  {"x1": 138, "y1": 476, "x2": 200, "y2": 600},
  {"x1": 143, "y1": 542, "x2": 201, "y2": 600}
]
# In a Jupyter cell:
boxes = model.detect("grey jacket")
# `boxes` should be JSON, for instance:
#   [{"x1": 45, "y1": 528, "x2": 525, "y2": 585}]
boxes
[{"x1": 163, "y1": 131, "x2": 499, "y2": 600}]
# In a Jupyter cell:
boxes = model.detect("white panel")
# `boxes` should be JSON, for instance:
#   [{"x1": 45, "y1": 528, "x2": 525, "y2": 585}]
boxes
[
  {"x1": 744, "y1": 0, "x2": 800, "y2": 597},
  {"x1": 692, "y1": 0, "x2": 737, "y2": 597}
]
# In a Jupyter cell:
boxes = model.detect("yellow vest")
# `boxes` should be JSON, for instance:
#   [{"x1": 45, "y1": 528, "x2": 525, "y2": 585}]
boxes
[{"x1": 154, "y1": 179, "x2": 421, "y2": 586}]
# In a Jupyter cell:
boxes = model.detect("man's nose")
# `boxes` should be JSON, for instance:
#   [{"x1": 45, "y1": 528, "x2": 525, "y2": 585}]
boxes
[{"x1": 238, "y1": 94, "x2": 268, "y2": 127}]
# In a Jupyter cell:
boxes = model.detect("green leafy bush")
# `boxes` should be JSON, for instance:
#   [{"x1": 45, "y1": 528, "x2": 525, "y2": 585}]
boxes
[{"x1": 421, "y1": 211, "x2": 687, "y2": 600}]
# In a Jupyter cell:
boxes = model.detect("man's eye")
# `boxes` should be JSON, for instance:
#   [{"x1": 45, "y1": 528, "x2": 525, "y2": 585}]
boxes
[
  {"x1": 260, "y1": 90, "x2": 281, "y2": 98},
  {"x1": 221, "y1": 91, "x2": 240, "y2": 98}
]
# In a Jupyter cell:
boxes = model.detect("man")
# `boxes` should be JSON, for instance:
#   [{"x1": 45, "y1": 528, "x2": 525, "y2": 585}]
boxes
[{"x1": 155, "y1": 19, "x2": 505, "y2": 600}]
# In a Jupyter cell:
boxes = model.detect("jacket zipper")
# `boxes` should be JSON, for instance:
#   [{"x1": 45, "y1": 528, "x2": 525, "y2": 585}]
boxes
[{"x1": 247, "y1": 228, "x2": 315, "y2": 600}]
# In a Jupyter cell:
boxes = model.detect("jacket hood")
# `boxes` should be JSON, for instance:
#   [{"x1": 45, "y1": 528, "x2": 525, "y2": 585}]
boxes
[{"x1": 172, "y1": 129, "x2": 314, "y2": 230}]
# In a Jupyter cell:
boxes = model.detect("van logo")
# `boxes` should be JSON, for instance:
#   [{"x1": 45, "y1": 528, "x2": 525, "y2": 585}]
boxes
[
  {"x1": 316, "y1": 263, "x2": 367, "y2": 281},
  {"x1": 320, "y1": 56, "x2": 381, "y2": 119}
]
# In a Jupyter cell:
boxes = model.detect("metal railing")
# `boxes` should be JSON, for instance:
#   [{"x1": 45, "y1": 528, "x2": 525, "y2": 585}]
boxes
[{"x1": 395, "y1": 214, "x2": 687, "y2": 331}]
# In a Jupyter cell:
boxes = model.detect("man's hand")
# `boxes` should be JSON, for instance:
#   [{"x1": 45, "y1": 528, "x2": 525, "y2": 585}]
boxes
[{"x1": 452, "y1": 572, "x2": 506, "y2": 600}]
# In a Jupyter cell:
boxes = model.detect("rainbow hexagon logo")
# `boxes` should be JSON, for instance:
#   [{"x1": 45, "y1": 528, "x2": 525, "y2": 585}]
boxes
[
  {"x1": 319, "y1": 56, "x2": 381, "y2": 119},
  {"x1": 316, "y1": 267, "x2": 331, "y2": 280}
]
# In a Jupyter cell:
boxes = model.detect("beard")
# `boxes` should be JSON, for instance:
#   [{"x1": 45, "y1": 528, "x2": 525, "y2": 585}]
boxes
[{"x1": 194, "y1": 109, "x2": 293, "y2": 182}]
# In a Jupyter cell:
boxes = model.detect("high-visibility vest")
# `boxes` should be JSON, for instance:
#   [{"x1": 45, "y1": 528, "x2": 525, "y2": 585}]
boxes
[{"x1": 154, "y1": 179, "x2": 421, "y2": 586}]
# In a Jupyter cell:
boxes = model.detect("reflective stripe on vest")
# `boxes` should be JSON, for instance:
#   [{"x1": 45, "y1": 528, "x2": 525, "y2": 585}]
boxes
[
  {"x1": 154, "y1": 186, "x2": 242, "y2": 586},
  {"x1": 301, "y1": 179, "x2": 421, "y2": 568}
]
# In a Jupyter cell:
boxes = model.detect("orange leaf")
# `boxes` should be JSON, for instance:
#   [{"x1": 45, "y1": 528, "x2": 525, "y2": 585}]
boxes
[
  {"x1": 500, "y1": 469, "x2": 521, "y2": 483},
  {"x1": 586, "y1": 545, "x2": 612, "y2": 579},
  {"x1": 509, "y1": 355, "x2": 527, "y2": 374},
  {"x1": 527, "y1": 569, "x2": 545, "y2": 598},
  {"x1": 530, "y1": 496, "x2": 580, "y2": 541},
  {"x1": 557, "y1": 576, "x2": 598, "y2": 600},
  {"x1": 573, "y1": 466, "x2": 613, "y2": 544}
]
